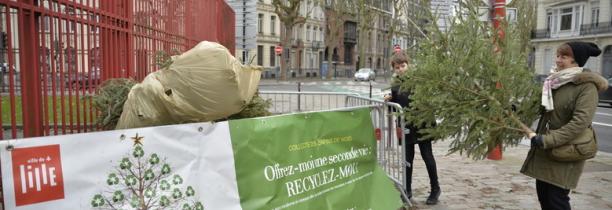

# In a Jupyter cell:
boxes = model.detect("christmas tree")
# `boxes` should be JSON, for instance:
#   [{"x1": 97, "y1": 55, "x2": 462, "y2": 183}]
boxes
[
  {"x1": 91, "y1": 134, "x2": 204, "y2": 210},
  {"x1": 399, "y1": 0, "x2": 540, "y2": 159}
]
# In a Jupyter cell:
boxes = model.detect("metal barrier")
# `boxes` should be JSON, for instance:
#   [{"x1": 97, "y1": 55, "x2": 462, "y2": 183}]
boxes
[
  {"x1": 259, "y1": 91, "x2": 410, "y2": 206},
  {"x1": 346, "y1": 95, "x2": 406, "y2": 191},
  {"x1": 259, "y1": 91, "x2": 360, "y2": 114}
]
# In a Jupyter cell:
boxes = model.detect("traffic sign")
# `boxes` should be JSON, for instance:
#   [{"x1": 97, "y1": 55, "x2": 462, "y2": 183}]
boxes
[
  {"x1": 275, "y1": 45, "x2": 282, "y2": 55},
  {"x1": 481, "y1": 0, "x2": 513, "y2": 6}
]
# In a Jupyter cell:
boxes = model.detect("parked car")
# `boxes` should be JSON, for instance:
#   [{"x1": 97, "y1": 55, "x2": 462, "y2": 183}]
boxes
[
  {"x1": 354, "y1": 68, "x2": 375, "y2": 81},
  {"x1": 599, "y1": 77, "x2": 612, "y2": 106}
]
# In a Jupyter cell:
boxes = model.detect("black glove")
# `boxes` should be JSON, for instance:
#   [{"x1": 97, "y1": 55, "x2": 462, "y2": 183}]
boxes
[{"x1": 530, "y1": 135, "x2": 544, "y2": 148}]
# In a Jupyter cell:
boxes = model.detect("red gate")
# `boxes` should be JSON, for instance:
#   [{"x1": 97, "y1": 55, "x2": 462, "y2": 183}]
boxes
[{"x1": 0, "y1": 0, "x2": 235, "y2": 139}]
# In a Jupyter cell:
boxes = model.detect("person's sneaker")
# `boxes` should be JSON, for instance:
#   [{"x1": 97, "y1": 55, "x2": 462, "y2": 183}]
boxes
[{"x1": 425, "y1": 187, "x2": 440, "y2": 205}]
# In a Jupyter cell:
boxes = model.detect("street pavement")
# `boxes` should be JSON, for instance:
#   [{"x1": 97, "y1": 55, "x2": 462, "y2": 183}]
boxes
[
  {"x1": 408, "y1": 140, "x2": 612, "y2": 210},
  {"x1": 594, "y1": 106, "x2": 612, "y2": 153}
]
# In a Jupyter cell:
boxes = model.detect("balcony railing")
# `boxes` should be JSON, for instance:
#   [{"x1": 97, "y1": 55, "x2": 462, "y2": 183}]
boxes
[
  {"x1": 580, "y1": 22, "x2": 612, "y2": 36},
  {"x1": 532, "y1": 22, "x2": 612, "y2": 39},
  {"x1": 292, "y1": 39, "x2": 304, "y2": 48},
  {"x1": 531, "y1": 29, "x2": 551, "y2": 39}
]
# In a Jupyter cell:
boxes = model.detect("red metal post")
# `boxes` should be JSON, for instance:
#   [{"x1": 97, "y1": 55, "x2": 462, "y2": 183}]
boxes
[
  {"x1": 0, "y1": 0, "x2": 235, "y2": 138},
  {"x1": 127, "y1": 0, "x2": 134, "y2": 79},
  {"x1": 487, "y1": 0, "x2": 505, "y2": 161},
  {"x1": 492, "y1": 0, "x2": 506, "y2": 40},
  {"x1": 19, "y1": 0, "x2": 44, "y2": 138}
]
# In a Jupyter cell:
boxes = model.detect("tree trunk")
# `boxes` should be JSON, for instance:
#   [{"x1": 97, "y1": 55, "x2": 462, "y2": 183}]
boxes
[
  {"x1": 358, "y1": 27, "x2": 366, "y2": 69},
  {"x1": 280, "y1": 24, "x2": 293, "y2": 80},
  {"x1": 386, "y1": 25, "x2": 395, "y2": 79}
]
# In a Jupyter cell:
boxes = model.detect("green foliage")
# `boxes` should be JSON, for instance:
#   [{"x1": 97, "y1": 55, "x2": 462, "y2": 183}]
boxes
[
  {"x1": 155, "y1": 49, "x2": 181, "y2": 69},
  {"x1": 89, "y1": 78, "x2": 137, "y2": 130},
  {"x1": 400, "y1": 0, "x2": 540, "y2": 159},
  {"x1": 226, "y1": 92, "x2": 272, "y2": 120}
]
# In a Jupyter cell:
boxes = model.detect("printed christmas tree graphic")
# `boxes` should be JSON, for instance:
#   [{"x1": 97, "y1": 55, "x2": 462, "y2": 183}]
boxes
[{"x1": 91, "y1": 134, "x2": 204, "y2": 210}]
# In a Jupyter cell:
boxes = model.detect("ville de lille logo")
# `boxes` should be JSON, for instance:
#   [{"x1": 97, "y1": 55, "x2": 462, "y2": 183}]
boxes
[{"x1": 11, "y1": 145, "x2": 65, "y2": 206}]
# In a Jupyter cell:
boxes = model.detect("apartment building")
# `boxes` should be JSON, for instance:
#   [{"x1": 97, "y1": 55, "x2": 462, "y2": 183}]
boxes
[
  {"x1": 288, "y1": 0, "x2": 326, "y2": 78},
  {"x1": 532, "y1": 0, "x2": 612, "y2": 78},
  {"x1": 229, "y1": 0, "x2": 324, "y2": 78},
  {"x1": 364, "y1": 4, "x2": 393, "y2": 72}
]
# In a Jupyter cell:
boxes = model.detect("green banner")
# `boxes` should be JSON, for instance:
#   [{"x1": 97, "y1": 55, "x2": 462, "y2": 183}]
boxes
[{"x1": 229, "y1": 108, "x2": 403, "y2": 210}]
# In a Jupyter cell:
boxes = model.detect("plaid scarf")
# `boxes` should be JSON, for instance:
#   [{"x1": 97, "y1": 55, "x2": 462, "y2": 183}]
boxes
[{"x1": 541, "y1": 67, "x2": 583, "y2": 111}]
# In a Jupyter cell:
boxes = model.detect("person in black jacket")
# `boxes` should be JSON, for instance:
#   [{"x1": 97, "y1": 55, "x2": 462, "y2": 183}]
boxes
[{"x1": 384, "y1": 53, "x2": 440, "y2": 205}]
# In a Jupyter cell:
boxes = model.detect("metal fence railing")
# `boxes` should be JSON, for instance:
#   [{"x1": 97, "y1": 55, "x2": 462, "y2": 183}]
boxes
[
  {"x1": 259, "y1": 91, "x2": 410, "y2": 206},
  {"x1": 258, "y1": 91, "x2": 360, "y2": 114},
  {"x1": 0, "y1": 0, "x2": 235, "y2": 139}
]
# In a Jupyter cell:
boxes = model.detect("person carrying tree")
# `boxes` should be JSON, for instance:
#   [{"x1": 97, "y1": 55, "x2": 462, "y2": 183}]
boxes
[
  {"x1": 521, "y1": 41, "x2": 608, "y2": 210},
  {"x1": 385, "y1": 53, "x2": 441, "y2": 205}
]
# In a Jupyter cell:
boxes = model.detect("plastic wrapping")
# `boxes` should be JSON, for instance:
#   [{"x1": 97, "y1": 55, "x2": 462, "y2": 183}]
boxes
[{"x1": 116, "y1": 41, "x2": 261, "y2": 129}]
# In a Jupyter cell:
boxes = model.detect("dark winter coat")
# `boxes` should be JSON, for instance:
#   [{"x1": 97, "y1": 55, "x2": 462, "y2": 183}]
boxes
[
  {"x1": 521, "y1": 71, "x2": 609, "y2": 189},
  {"x1": 390, "y1": 80, "x2": 432, "y2": 144}
]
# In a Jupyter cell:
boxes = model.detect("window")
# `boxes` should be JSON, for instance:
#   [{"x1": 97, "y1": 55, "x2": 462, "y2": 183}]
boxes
[
  {"x1": 306, "y1": 26, "x2": 311, "y2": 41},
  {"x1": 309, "y1": 52, "x2": 314, "y2": 69},
  {"x1": 270, "y1": 16, "x2": 276, "y2": 35},
  {"x1": 560, "y1": 8, "x2": 572, "y2": 31},
  {"x1": 320, "y1": 28, "x2": 324, "y2": 41},
  {"x1": 574, "y1": 7, "x2": 581, "y2": 30},
  {"x1": 257, "y1": 45, "x2": 264, "y2": 65},
  {"x1": 299, "y1": 24, "x2": 304, "y2": 40},
  {"x1": 258, "y1": 14, "x2": 264, "y2": 34},
  {"x1": 269, "y1": 46, "x2": 276, "y2": 67},
  {"x1": 546, "y1": 11, "x2": 553, "y2": 31},
  {"x1": 591, "y1": 7, "x2": 599, "y2": 26},
  {"x1": 545, "y1": 5, "x2": 584, "y2": 36},
  {"x1": 313, "y1": 27, "x2": 317, "y2": 41}
]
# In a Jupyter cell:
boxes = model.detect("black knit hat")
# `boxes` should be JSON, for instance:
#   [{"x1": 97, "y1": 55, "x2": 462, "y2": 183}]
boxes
[{"x1": 566, "y1": 42, "x2": 602, "y2": 67}]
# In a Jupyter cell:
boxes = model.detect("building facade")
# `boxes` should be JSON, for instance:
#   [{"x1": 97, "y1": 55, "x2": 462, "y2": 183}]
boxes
[
  {"x1": 362, "y1": 3, "x2": 393, "y2": 73},
  {"x1": 288, "y1": 0, "x2": 326, "y2": 78},
  {"x1": 532, "y1": 0, "x2": 612, "y2": 78},
  {"x1": 230, "y1": 0, "x2": 325, "y2": 78},
  {"x1": 322, "y1": 0, "x2": 357, "y2": 78},
  {"x1": 228, "y1": 0, "x2": 258, "y2": 65}
]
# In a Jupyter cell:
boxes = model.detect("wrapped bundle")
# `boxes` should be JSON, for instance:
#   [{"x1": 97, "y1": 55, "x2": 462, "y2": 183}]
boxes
[{"x1": 116, "y1": 41, "x2": 261, "y2": 129}]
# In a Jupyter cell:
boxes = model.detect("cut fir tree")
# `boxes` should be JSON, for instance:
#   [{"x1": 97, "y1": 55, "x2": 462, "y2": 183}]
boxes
[
  {"x1": 91, "y1": 134, "x2": 204, "y2": 210},
  {"x1": 398, "y1": 0, "x2": 540, "y2": 159}
]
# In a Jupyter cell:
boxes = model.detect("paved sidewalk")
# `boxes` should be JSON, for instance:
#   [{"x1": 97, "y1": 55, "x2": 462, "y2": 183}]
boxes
[{"x1": 408, "y1": 140, "x2": 612, "y2": 210}]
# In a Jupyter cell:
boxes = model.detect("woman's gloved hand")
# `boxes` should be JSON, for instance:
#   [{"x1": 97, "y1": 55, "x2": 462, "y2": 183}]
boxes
[{"x1": 530, "y1": 135, "x2": 544, "y2": 148}]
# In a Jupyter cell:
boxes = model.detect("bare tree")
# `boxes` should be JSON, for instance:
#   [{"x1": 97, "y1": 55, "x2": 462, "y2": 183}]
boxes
[
  {"x1": 272, "y1": 0, "x2": 316, "y2": 80},
  {"x1": 383, "y1": 0, "x2": 408, "y2": 73},
  {"x1": 356, "y1": 0, "x2": 377, "y2": 69}
]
